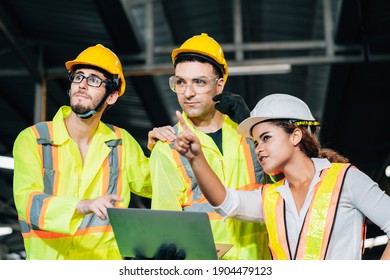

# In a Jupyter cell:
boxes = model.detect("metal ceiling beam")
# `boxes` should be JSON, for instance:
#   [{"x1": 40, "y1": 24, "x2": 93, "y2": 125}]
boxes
[
  {"x1": 2, "y1": 51, "x2": 390, "y2": 79},
  {"x1": 34, "y1": 46, "x2": 47, "y2": 123},
  {"x1": 119, "y1": 53, "x2": 390, "y2": 76},
  {"x1": 0, "y1": 39, "x2": 374, "y2": 79},
  {"x1": 154, "y1": 40, "x2": 337, "y2": 53},
  {"x1": 145, "y1": 0, "x2": 154, "y2": 64},
  {"x1": 233, "y1": 0, "x2": 244, "y2": 61},
  {"x1": 323, "y1": 0, "x2": 335, "y2": 57}
]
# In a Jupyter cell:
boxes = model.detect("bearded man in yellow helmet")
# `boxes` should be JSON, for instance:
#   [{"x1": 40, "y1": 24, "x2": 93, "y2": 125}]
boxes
[
  {"x1": 148, "y1": 33, "x2": 272, "y2": 260},
  {"x1": 13, "y1": 44, "x2": 152, "y2": 259}
]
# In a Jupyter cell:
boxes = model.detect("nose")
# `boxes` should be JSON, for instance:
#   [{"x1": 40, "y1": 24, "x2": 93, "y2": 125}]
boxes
[
  {"x1": 183, "y1": 84, "x2": 196, "y2": 98},
  {"x1": 255, "y1": 145, "x2": 264, "y2": 155}
]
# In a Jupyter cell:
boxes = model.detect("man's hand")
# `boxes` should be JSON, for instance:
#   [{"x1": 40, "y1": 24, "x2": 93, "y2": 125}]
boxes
[
  {"x1": 213, "y1": 92, "x2": 250, "y2": 124},
  {"x1": 76, "y1": 194, "x2": 123, "y2": 220},
  {"x1": 147, "y1": 125, "x2": 176, "y2": 151}
]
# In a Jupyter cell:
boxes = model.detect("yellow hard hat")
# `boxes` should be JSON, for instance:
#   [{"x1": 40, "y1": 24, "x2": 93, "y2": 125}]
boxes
[
  {"x1": 65, "y1": 44, "x2": 126, "y2": 96},
  {"x1": 171, "y1": 33, "x2": 228, "y2": 82}
]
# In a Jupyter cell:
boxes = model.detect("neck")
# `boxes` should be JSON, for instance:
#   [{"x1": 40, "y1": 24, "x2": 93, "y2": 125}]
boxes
[
  {"x1": 283, "y1": 155, "x2": 315, "y2": 190},
  {"x1": 188, "y1": 111, "x2": 224, "y2": 133},
  {"x1": 283, "y1": 155, "x2": 316, "y2": 214},
  {"x1": 65, "y1": 111, "x2": 101, "y2": 146}
]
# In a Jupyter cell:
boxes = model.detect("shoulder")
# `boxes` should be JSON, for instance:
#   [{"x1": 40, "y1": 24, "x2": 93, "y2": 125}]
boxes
[
  {"x1": 13, "y1": 123, "x2": 46, "y2": 154},
  {"x1": 104, "y1": 124, "x2": 132, "y2": 140},
  {"x1": 102, "y1": 124, "x2": 145, "y2": 155},
  {"x1": 312, "y1": 157, "x2": 332, "y2": 171},
  {"x1": 16, "y1": 122, "x2": 50, "y2": 141},
  {"x1": 344, "y1": 166, "x2": 374, "y2": 184}
]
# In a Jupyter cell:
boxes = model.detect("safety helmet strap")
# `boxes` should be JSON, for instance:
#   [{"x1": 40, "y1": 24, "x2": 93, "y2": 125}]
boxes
[{"x1": 76, "y1": 90, "x2": 112, "y2": 119}]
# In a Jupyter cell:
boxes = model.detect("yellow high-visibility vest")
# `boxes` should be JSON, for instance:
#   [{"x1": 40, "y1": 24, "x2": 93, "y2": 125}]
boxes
[
  {"x1": 13, "y1": 106, "x2": 152, "y2": 259},
  {"x1": 262, "y1": 163, "x2": 351, "y2": 260},
  {"x1": 150, "y1": 112, "x2": 271, "y2": 260}
]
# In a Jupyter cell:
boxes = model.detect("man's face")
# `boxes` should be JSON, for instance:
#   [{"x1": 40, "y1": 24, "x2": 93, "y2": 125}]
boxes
[
  {"x1": 68, "y1": 68, "x2": 108, "y2": 115},
  {"x1": 174, "y1": 61, "x2": 224, "y2": 120}
]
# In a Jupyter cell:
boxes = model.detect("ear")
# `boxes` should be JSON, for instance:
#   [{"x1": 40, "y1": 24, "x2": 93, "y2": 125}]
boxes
[
  {"x1": 291, "y1": 127, "x2": 303, "y2": 147},
  {"x1": 216, "y1": 77, "x2": 225, "y2": 93},
  {"x1": 107, "y1": 91, "x2": 119, "y2": 105}
]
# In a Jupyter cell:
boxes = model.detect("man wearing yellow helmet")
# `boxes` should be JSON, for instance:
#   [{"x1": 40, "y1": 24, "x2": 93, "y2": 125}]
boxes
[
  {"x1": 148, "y1": 33, "x2": 271, "y2": 260},
  {"x1": 13, "y1": 44, "x2": 152, "y2": 259},
  {"x1": 65, "y1": 43, "x2": 126, "y2": 119}
]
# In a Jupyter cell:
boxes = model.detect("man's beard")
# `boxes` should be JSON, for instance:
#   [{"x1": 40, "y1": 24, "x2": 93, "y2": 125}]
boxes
[
  {"x1": 71, "y1": 103, "x2": 92, "y2": 115},
  {"x1": 69, "y1": 88, "x2": 108, "y2": 116},
  {"x1": 69, "y1": 90, "x2": 95, "y2": 114}
]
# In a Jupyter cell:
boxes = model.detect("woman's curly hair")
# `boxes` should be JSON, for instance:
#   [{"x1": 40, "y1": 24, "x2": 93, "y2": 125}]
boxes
[{"x1": 273, "y1": 120, "x2": 349, "y2": 163}]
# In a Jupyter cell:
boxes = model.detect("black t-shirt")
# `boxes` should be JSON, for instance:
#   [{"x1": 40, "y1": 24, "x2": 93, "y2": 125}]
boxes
[{"x1": 206, "y1": 128, "x2": 223, "y2": 155}]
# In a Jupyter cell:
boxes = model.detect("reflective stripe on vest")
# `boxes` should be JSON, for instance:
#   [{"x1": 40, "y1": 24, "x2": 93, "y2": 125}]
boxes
[
  {"x1": 262, "y1": 180, "x2": 289, "y2": 259},
  {"x1": 169, "y1": 125, "x2": 260, "y2": 220},
  {"x1": 20, "y1": 122, "x2": 122, "y2": 236},
  {"x1": 32, "y1": 122, "x2": 57, "y2": 195},
  {"x1": 263, "y1": 163, "x2": 351, "y2": 260}
]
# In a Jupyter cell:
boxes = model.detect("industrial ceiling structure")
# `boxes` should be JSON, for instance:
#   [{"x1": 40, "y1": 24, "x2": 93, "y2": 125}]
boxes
[{"x1": 0, "y1": 0, "x2": 389, "y2": 260}]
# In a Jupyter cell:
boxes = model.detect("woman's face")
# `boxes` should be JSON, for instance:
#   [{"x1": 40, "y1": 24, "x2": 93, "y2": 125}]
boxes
[{"x1": 251, "y1": 121, "x2": 297, "y2": 174}]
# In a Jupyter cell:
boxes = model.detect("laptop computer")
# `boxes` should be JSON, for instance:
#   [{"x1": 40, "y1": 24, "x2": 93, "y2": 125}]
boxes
[{"x1": 108, "y1": 208, "x2": 231, "y2": 260}]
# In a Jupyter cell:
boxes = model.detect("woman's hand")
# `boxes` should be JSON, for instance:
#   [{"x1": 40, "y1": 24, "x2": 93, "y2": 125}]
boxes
[{"x1": 173, "y1": 111, "x2": 202, "y2": 161}]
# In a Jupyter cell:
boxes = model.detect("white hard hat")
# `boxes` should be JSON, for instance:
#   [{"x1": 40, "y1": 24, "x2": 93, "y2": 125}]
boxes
[{"x1": 237, "y1": 93, "x2": 318, "y2": 138}]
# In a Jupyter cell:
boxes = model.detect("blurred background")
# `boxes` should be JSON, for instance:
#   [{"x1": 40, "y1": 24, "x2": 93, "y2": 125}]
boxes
[{"x1": 0, "y1": 0, "x2": 389, "y2": 259}]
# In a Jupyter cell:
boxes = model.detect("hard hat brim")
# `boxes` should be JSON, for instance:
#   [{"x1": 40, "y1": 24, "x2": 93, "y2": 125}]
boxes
[
  {"x1": 237, "y1": 116, "x2": 274, "y2": 138},
  {"x1": 237, "y1": 115, "x2": 316, "y2": 138},
  {"x1": 65, "y1": 60, "x2": 111, "y2": 74}
]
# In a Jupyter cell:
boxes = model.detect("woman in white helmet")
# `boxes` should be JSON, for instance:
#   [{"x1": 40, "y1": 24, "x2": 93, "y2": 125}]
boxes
[{"x1": 173, "y1": 93, "x2": 390, "y2": 260}]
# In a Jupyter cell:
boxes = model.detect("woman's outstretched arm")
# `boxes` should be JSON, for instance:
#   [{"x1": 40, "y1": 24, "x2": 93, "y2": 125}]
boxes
[{"x1": 173, "y1": 111, "x2": 226, "y2": 206}]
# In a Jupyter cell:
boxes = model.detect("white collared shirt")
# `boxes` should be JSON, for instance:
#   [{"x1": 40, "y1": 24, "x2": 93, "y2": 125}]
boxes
[{"x1": 215, "y1": 158, "x2": 390, "y2": 259}]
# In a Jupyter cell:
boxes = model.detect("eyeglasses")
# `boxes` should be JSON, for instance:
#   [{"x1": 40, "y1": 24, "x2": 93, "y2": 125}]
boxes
[
  {"x1": 69, "y1": 73, "x2": 109, "y2": 88},
  {"x1": 169, "y1": 75, "x2": 219, "y2": 94}
]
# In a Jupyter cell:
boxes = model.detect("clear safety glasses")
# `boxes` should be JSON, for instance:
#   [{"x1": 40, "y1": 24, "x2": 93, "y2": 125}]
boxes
[
  {"x1": 69, "y1": 73, "x2": 109, "y2": 88},
  {"x1": 169, "y1": 75, "x2": 219, "y2": 94}
]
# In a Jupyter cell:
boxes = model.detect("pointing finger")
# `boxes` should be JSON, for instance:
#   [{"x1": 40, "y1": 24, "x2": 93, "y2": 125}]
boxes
[{"x1": 175, "y1": 111, "x2": 189, "y2": 132}]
